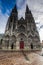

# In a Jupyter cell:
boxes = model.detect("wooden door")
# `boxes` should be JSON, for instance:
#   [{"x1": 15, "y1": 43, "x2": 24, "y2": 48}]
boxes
[{"x1": 20, "y1": 41, "x2": 24, "y2": 49}]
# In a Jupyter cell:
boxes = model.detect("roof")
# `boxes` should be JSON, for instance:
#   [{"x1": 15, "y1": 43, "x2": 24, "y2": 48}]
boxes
[{"x1": 19, "y1": 17, "x2": 25, "y2": 21}]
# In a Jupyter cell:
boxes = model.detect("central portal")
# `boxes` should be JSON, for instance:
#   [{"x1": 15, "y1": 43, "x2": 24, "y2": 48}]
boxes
[{"x1": 20, "y1": 41, "x2": 24, "y2": 49}]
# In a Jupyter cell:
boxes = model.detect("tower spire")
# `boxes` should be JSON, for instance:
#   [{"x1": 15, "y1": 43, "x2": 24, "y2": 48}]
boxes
[
  {"x1": 25, "y1": 4, "x2": 32, "y2": 20},
  {"x1": 12, "y1": 4, "x2": 17, "y2": 13},
  {"x1": 26, "y1": 4, "x2": 30, "y2": 13}
]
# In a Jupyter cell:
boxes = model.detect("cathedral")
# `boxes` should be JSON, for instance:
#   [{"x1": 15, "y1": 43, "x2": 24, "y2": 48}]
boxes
[{"x1": 2, "y1": 5, "x2": 41, "y2": 50}]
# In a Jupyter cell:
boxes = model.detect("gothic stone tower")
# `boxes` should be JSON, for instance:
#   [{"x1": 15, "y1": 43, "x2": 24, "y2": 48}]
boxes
[{"x1": 2, "y1": 5, "x2": 41, "y2": 50}]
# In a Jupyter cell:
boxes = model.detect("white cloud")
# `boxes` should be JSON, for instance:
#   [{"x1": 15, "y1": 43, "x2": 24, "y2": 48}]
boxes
[
  {"x1": 39, "y1": 29, "x2": 43, "y2": 42},
  {"x1": 17, "y1": 0, "x2": 26, "y2": 8},
  {"x1": 0, "y1": 10, "x2": 9, "y2": 33},
  {"x1": 17, "y1": 0, "x2": 26, "y2": 19},
  {"x1": 18, "y1": 2, "x2": 26, "y2": 19}
]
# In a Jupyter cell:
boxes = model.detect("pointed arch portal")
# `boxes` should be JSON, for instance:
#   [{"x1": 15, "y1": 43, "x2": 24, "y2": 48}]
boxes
[{"x1": 17, "y1": 33, "x2": 27, "y2": 49}]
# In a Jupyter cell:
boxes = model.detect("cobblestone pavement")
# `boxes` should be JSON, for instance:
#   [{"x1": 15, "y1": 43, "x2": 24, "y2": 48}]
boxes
[{"x1": 0, "y1": 51, "x2": 43, "y2": 65}]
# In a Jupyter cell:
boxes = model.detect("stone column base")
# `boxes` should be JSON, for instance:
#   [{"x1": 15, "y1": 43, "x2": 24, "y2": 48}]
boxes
[{"x1": 16, "y1": 41, "x2": 20, "y2": 50}]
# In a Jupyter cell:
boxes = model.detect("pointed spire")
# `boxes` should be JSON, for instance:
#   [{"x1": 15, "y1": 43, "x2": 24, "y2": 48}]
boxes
[
  {"x1": 26, "y1": 4, "x2": 30, "y2": 13},
  {"x1": 12, "y1": 4, "x2": 17, "y2": 13}
]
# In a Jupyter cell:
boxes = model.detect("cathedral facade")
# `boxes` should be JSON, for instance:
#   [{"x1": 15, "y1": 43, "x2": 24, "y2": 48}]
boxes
[{"x1": 2, "y1": 5, "x2": 41, "y2": 50}]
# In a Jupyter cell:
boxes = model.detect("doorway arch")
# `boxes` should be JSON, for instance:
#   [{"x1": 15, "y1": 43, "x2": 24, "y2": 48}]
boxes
[
  {"x1": 11, "y1": 35, "x2": 16, "y2": 49},
  {"x1": 17, "y1": 33, "x2": 27, "y2": 49},
  {"x1": 31, "y1": 43, "x2": 33, "y2": 49}
]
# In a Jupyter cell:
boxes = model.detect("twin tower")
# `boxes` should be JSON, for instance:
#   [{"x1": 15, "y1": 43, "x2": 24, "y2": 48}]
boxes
[{"x1": 2, "y1": 4, "x2": 41, "y2": 50}]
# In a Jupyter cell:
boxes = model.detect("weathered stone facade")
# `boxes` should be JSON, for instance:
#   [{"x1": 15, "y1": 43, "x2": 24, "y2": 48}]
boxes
[{"x1": 2, "y1": 5, "x2": 41, "y2": 50}]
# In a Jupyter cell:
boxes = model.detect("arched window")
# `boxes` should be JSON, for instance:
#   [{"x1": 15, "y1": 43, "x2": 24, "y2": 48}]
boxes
[
  {"x1": 18, "y1": 25, "x2": 25, "y2": 32},
  {"x1": 17, "y1": 33, "x2": 27, "y2": 41},
  {"x1": 28, "y1": 35, "x2": 33, "y2": 39}
]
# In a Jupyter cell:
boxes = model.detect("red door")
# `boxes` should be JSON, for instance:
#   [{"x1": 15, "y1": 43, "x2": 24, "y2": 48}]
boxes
[{"x1": 20, "y1": 41, "x2": 24, "y2": 49}]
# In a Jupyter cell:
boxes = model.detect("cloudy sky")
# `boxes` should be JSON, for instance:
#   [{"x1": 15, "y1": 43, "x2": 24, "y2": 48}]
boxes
[{"x1": 0, "y1": 0, "x2": 43, "y2": 42}]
